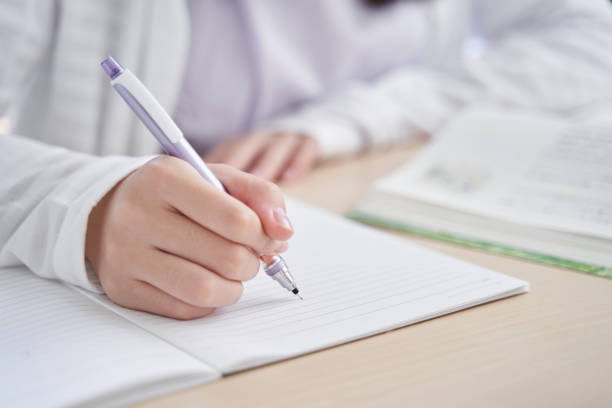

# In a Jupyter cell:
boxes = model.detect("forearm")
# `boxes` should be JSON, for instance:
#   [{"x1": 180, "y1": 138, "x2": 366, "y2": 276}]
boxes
[
  {"x1": 264, "y1": 0, "x2": 612, "y2": 157},
  {"x1": 0, "y1": 134, "x2": 152, "y2": 291}
]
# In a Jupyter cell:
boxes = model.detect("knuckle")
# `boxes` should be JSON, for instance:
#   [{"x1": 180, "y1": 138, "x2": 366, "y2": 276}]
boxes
[
  {"x1": 260, "y1": 239, "x2": 282, "y2": 255},
  {"x1": 243, "y1": 256, "x2": 260, "y2": 281},
  {"x1": 254, "y1": 176, "x2": 281, "y2": 198},
  {"x1": 222, "y1": 246, "x2": 258, "y2": 280},
  {"x1": 145, "y1": 156, "x2": 174, "y2": 178},
  {"x1": 169, "y1": 303, "x2": 206, "y2": 321},
  {"x1": 250, "y1": 132, "x2": 269, "y2": 141},
  {"x1": 222, "y1": 246, "x2": 248, "y2": 279},
  {"x1": 265, "y1": 181, "x2": 283, "y2": 200},
  {"x1": 209, "y1": 163, "x2": 232, "y2": 178},
  {"x1": 143, "y1": 156, "x2": 189, "y2": 193},
  {"x1": 140, "y1": 159, "x2": 173, "y2": 192},
  {"x1": 229, "y1": 209, "x2": 259, "y2": 241},
  {"x1": 221, "y1": 281, "x2": 244, "y2": 306},
  {"x1": 302, "y1": 135, "x2": 318, "y2": 148},
  {"x1": 247, "y1": 177, "x2": 284, "y2": 204},
  {"x1": 189, "y1": 275, "x2": 215, "y2": 305}
]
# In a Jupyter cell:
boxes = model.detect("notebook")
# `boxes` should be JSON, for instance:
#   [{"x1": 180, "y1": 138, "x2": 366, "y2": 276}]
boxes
[
  {"x1": 349, "y1": 108, "x2": 612, "y2": 278},
  {"x1": 1, "y1": 199, "x2": 528, "y2": 407}
]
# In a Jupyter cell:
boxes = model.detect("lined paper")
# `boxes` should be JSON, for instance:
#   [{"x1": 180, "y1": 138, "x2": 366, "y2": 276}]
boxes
[
  {"x1": 0, "y1": 268, "x2": 218, "y2": 408},
  {"x1": 88, "y1": 199, "x2": 528, "y2": 373}
]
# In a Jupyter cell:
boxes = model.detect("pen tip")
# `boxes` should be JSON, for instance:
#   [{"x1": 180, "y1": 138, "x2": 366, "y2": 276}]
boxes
[{"x1": 292, "y1": 288, "x2": 303, "y2": 300}]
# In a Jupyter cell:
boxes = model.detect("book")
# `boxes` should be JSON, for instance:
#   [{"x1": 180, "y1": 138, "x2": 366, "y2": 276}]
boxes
[
  {"x1": 1, "y1": 199, "x2": 528, "y2": 407},
  {"x1": 349, "y1": 108, "x2": 612, "y2": 278}
]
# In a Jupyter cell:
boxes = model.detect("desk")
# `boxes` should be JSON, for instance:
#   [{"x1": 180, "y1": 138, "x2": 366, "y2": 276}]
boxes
[{"x1": 134, "y1": 145, "x2": 612, "y2": 408}]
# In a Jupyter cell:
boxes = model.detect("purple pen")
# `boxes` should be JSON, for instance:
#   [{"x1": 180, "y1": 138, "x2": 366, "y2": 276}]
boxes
[{"x1": 101, "y1": 56, "x2": 301, "y2": 299}]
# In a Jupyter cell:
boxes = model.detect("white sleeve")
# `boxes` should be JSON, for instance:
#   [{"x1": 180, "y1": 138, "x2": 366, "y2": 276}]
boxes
[
  {"x1": 0, "y1": 135, "x2": 153, "y2": 292},
  {"x1": 264, "y1": 0, "x2": 612, "y2": 158},
  {"x1": 0, "y1": 1, "x2": 153, "y2": 291},
  {"x1": 0, "y1": 0, "x2": 53, "y2": 115}
]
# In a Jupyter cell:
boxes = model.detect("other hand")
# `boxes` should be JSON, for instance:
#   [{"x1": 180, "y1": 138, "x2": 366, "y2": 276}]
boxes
[
  {"x1": 204, "y1": 131, "x2": 319, "y2": 182},
  {"x1": 85, "y1": 157, "x2": 293, "y2": 320}
]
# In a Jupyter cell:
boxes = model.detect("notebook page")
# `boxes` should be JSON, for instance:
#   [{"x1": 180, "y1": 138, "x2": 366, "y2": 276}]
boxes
[
  {"x1": 86, "y1": 199, "x2": 528, "y2": 373},
  {"x1": 377, "y1": 108, "x2": 612, "y2": 240},
  {"x1": 0, "y1": 267, "x2": 219, "y2": 408}
]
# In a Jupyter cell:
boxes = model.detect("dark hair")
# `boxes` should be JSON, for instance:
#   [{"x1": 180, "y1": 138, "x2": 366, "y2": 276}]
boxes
[
  {"x1": 364, "y1": 0, "x2": 430, "y2": 8},
  {"x1": 363, "y1": 0, "x2": 399, "y2": 6}
]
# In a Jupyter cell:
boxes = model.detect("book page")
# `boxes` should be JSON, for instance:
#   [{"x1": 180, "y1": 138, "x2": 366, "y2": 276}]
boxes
[
  {"x1": 85, "y1": 199, "x2": 528, "y2": 373},
  {"x1": 377, "y1": 108, "x2": 612, "y2": 240},
  {"x1": 0, "y1": 268, "x2": 219, "y2": 408}
]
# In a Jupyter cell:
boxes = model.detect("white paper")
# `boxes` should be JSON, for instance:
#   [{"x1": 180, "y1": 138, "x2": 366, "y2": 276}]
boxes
[
  {"x1": 378, "y1": 109, "x2": 612, "y2": 240},
  {"x1": 90, "y1": 199, "x2": 528, "y2": 373},
  {"x1": 0, "y1": 268, "x2": 218, "y2": 408}
]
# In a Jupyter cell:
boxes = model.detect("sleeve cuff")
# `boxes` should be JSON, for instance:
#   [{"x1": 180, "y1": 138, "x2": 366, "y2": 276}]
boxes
[
  {"x1": 53, "y1": 155, "x2": 156, "y2": 292},
  {"x1": 262, "y1": 114, "x2": 366, "y2": 159}
]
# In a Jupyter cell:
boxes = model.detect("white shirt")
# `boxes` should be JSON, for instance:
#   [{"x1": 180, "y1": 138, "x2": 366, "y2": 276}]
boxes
[
  {"x1": 178, "y1": 0, "x2": 612, "y2": 156},
  {"x1": 1, "y1": 0, "x2": 612, "y2": 292},
  {"x1": 175, "y1": 0, "x2": 432, "y2": 151}
]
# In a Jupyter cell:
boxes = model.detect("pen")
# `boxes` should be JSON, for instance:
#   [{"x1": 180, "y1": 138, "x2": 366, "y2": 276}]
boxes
[{"x1": 100, "y1": 56, "x2": 301, "y2": 299}]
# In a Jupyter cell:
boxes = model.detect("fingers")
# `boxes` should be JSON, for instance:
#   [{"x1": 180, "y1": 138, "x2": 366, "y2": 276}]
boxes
[
  {"x1": 210, "y1": 164, "x2": 294, "y2": 242},
  {"x1": 133, "y1": 249, "x2": 245, "y2": 308},
  {"x1": 104, "y1": 279, "x2": 215, "y2": 320},
  {"x1": 249, "y1": 133, "x2": 300, "y2": 181},
  {"x1": 205, "y1": 134, "x2": 268, "y2": 171},
  {"x1": 204, "y1": 132, "x2": 320, "y2": 182},
  {"x1": 89, "y1": 155, "x2": 296, "y2": 321},
  {"x1": 281, "y1": 136, "x2": 319, "y2": 181},
  {"x1": 202, "y1": 143, "x2": 232, "y2": 165},
  {"x1": 149, "y1": 211, "x2": 260, "y2": 281},
  {"x1": 149, "y1": 156, "x2": 284, "y2": 254}
]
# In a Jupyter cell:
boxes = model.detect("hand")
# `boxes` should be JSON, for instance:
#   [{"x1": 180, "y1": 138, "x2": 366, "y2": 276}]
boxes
[
  {"x1": 204, "y1": 131, "x2": 319, "y2": 182},
  {"x1": 85, "y1": 157, "x2": 293, "y2": 320}
]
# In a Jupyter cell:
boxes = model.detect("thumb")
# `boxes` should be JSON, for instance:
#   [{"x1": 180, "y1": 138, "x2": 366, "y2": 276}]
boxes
[{"x1": 209, "y1": 164, "x2": 294, "y2": 242}]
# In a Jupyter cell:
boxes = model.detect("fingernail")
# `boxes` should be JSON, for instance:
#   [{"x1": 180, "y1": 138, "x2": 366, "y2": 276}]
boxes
[{"x1": 272, "y1": 207, "x2": 293, "y2": 232}]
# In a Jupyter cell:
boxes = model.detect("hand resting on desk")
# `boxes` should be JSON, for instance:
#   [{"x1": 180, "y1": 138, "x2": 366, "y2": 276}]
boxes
[
  {"x1": 84, "y1": 156, "x2": 294, "y2": 319},
  {"x1": 204, "y1": 131, "x2": 320, "y2": 182}
]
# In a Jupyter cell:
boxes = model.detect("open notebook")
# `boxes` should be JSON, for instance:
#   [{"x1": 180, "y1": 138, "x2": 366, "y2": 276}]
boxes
[
  {"x1": 350, "y1": 108, "x2": 612, "y2": 277},
  {"x1": 1, "y1": 199, "x2": 527, "y2": 407}
]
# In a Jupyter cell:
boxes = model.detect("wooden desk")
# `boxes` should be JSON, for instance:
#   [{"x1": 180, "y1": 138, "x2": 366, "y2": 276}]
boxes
[{"x1": 135, "y1": 146, "x2": 612, "y2": 408}]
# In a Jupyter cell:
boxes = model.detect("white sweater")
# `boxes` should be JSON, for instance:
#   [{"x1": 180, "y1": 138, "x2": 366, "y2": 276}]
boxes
[{"x1": 1, "y1": 0, "x2": 612, "y2": 292}]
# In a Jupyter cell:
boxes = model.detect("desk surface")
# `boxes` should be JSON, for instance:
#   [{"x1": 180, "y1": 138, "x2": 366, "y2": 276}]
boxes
[{"x1": 135, "y1": 145, "x2": 612, "y2": 408}]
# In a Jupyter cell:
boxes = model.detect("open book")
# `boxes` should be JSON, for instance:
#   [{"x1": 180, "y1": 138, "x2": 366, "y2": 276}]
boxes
[
  {"x1": 350, "y1": 108, "x2": 612, "y2": 278},
  {"x1": 2, "y1": 200, "x2": 527, "y2": 407}
]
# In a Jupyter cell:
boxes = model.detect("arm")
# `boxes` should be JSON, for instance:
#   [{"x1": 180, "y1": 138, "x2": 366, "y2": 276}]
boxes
[
  {"x1": 0, "y1": 1, "x2": 148, "y2": 290},
  {"x1": 265, "y1": 0, "x2": 612, "y2": 157},
  {"x1": 0, "y1": 135, "x2": 153, "y2": 291},
  {"x1": 1, "y1": 134, "x2": 294, "y2": 320},
  {"x1": 1, "y1": 3, "x2": 293, "y2": 320}
]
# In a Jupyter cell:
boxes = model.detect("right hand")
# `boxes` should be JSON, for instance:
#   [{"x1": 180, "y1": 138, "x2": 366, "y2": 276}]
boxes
[{"x1": 85, "y1": 156, "x2": 294, "y2": 320}]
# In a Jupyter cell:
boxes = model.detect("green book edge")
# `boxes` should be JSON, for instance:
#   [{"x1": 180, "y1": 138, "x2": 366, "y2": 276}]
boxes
[{"x1": 346, "y1": 210, "x2": 612, "y2": 279}]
